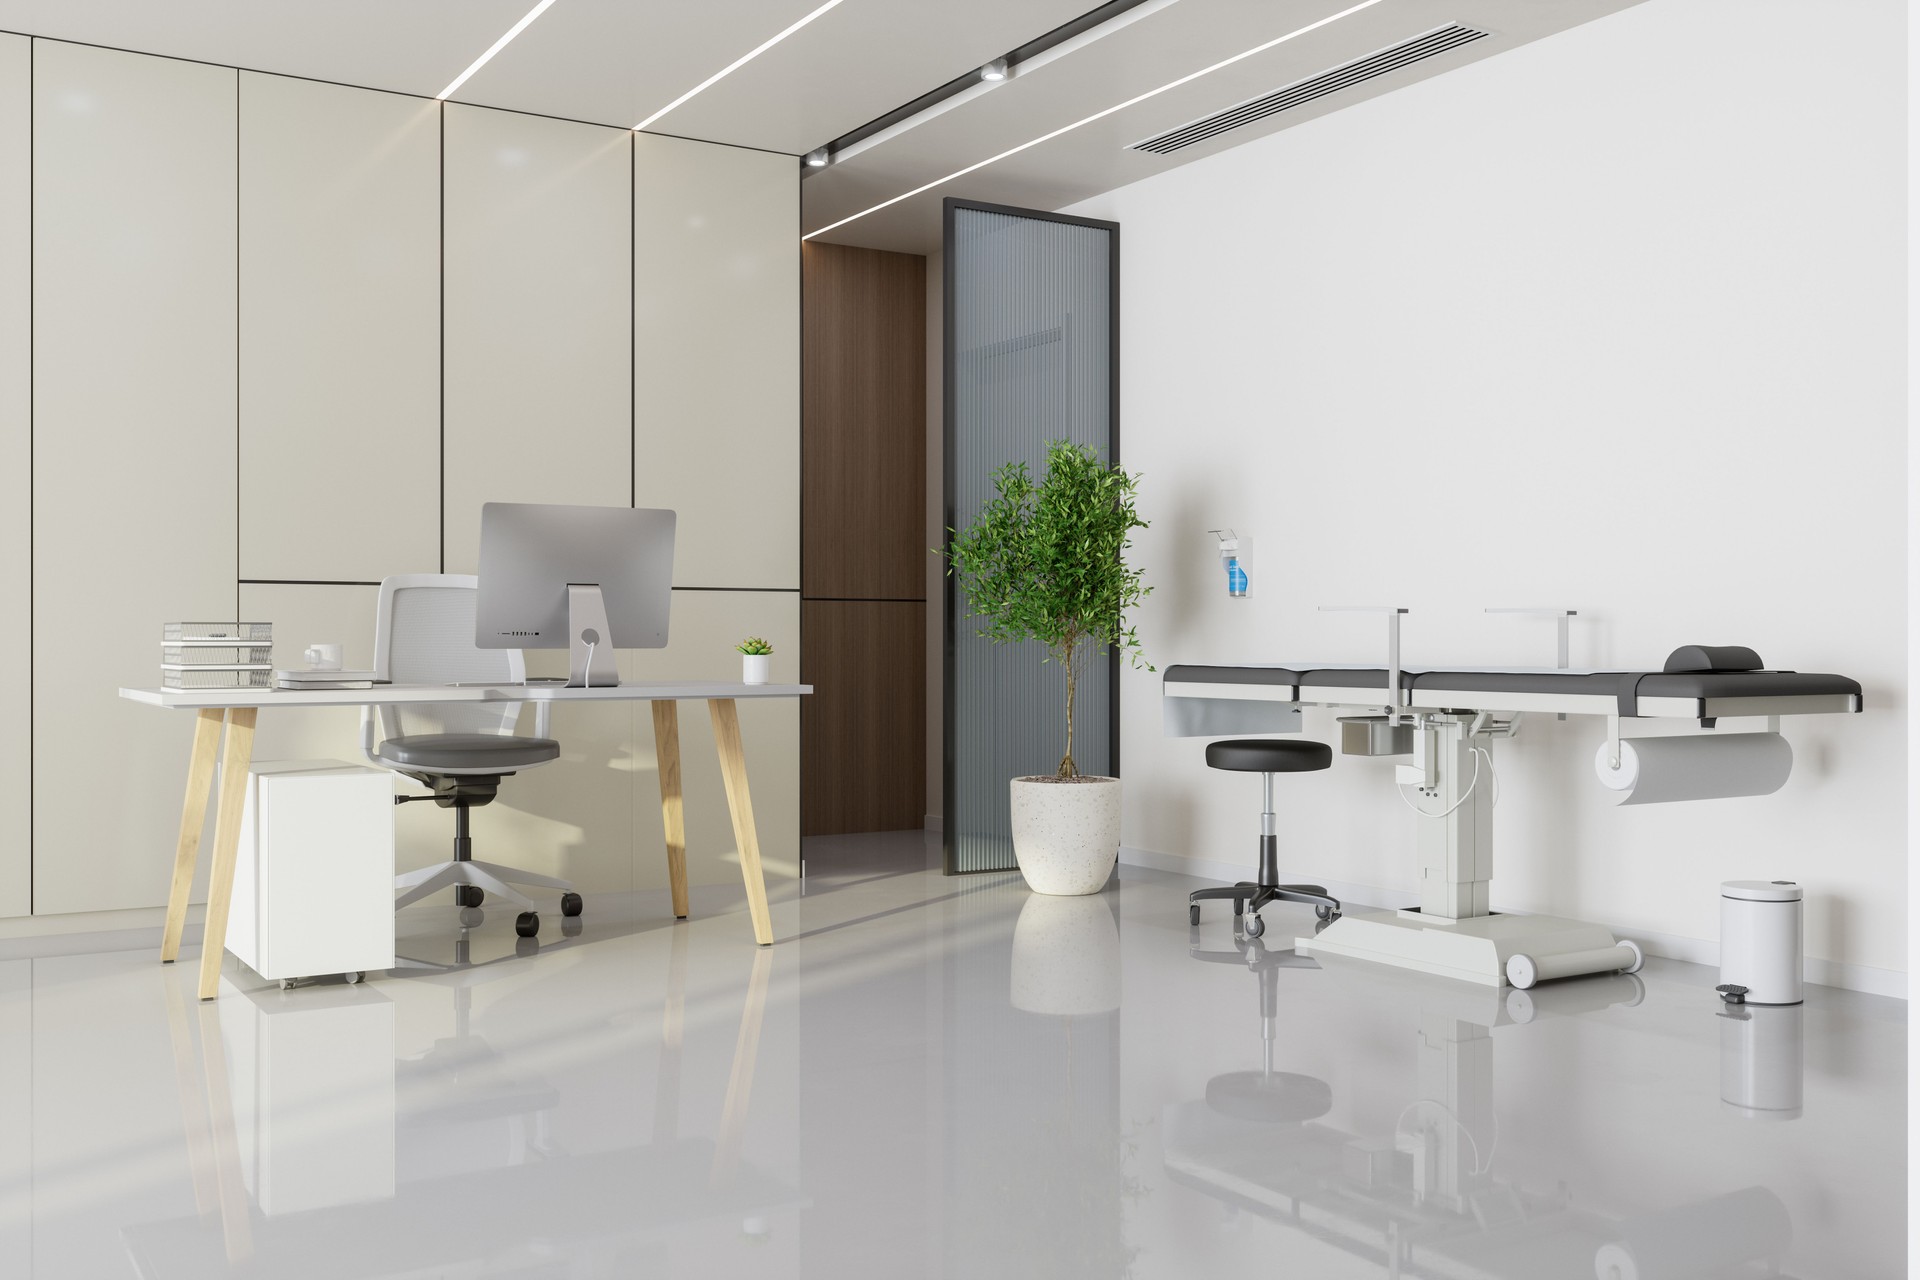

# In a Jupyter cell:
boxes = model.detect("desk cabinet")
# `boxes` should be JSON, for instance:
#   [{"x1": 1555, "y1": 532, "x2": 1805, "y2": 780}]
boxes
[{"x1": 230, "y1": 761, "x2": 396, "y2": 983}]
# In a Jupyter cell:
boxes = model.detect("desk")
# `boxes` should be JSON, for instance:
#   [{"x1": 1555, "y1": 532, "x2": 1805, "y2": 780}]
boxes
[{"x1": 119, "y1": 681, "x2": 812, "y2": 998}]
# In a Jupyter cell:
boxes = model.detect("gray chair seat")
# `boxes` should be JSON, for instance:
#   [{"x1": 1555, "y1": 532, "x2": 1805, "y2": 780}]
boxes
[{"x1": 375, "y1": 733, "x2": 561, "y2": 771}]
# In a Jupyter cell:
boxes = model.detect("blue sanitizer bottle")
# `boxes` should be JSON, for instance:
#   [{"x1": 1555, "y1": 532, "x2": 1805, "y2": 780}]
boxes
[{"x1": 1225, "y1": 556, "x2": 1248, "y2": 598}]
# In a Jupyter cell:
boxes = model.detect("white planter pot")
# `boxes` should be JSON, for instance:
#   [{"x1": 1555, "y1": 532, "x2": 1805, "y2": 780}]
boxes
[
  {"x1": 1009, "y1": 775, "x2": 1121, "y2": 896},
  {"x1": 741, "y1": 653, "x2": 771, "y2": 684}
]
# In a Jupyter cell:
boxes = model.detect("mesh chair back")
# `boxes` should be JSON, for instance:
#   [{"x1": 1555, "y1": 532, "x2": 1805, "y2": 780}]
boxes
[{"x1": 376, "y1": 577, "x2": 521, "y2": 739}]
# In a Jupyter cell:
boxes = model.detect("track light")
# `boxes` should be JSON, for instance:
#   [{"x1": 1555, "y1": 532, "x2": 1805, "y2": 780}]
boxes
[
  {"x1": 980, "y1": 57, "x2": 1009, "y2": 82},
  {"x1": 804, "y1": 148, "x2": 830, "y2": 168},
  {"x1": 804, "y1": 0, "x2": 1389, "y2": 240}
]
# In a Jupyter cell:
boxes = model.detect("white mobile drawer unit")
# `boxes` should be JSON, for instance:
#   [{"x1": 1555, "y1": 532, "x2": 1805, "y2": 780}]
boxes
[{"x1": 230, "y1": 760, "x2": 396, "y2": 985}]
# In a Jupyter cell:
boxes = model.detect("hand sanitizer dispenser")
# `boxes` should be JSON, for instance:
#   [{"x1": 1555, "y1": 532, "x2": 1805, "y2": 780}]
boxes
[{"x1": 1208, "y1": 529, "x2": 1250, "y2": 598}]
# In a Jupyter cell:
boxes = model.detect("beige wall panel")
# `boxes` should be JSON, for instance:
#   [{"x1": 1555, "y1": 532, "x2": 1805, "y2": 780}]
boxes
[
  {"x1": 239, "y1": 73, "x2": 440, "y2": 583},
  {"x1": 238, "y1": 581, "x2": 379, "y2": 770},
  {"x1": 634, "y1": 135, "x2": 798, "y2": 590},
  {"x1": 443, "y1": 105, "x2": 633, "y2": 575},
  {"x1": 33, "y1": 43, "x2": 236, "y2": 915},
  {"x1": 0, "y1": 36, "x2": 27, "y2": 919}
]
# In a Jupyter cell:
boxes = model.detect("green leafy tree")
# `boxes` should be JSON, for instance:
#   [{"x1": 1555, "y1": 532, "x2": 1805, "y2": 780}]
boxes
[{"x1": 943, "y1": 440, "x2": 1152, "y2": 779}]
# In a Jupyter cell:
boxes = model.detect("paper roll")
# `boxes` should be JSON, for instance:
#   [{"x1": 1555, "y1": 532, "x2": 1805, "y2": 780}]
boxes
[{"x1": 1593, "y1": 733, "x2": 1792, "y2": 805}]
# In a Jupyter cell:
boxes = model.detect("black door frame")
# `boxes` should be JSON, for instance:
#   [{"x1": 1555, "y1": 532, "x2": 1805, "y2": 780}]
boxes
[{"x1": 941, "y1": 196, "x2": 1121, "y2": 875}]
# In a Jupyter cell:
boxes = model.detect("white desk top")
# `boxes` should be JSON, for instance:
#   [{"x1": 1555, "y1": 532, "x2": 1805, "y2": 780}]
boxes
[{"x1": 119, "y1": 681, "x2": 813, "y2": 710}]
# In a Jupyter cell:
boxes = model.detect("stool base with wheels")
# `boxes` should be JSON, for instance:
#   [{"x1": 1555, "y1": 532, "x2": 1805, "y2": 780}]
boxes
[{"x1": 1187, "y1": 738, "x2": 1341, "y2": 940}]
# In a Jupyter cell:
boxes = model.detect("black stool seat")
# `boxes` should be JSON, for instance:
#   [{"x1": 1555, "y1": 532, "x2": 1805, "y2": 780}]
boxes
[{"x1": 1205, "y1": 739, "x2": 1332, "y2": 773}]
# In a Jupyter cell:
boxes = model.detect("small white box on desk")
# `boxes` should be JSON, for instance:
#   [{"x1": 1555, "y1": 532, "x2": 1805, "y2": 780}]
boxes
[{"x1": 231, "y1": 760, "x2": 395, "y2": 982}]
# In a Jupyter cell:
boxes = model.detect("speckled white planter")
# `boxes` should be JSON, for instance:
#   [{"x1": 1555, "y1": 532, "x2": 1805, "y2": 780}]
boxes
[{"x1": 1009, "y1": 775, "x2": 1121, "y2": 896}]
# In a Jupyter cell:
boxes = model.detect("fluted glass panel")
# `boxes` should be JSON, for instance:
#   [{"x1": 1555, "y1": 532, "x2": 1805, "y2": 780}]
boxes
[{"x1": 945, "y1": 204, "x2": 1116, "y2": 875}]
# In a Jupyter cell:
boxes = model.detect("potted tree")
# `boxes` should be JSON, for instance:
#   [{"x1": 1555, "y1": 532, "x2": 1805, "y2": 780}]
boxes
[{"x1": 944, "y1": 439, "x2": 1151, "y2": 896}]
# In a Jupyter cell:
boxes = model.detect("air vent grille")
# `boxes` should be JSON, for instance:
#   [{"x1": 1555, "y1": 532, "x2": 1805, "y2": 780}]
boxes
[{"x1": 1131, "y1": 24, "x2": 1489, "y2": 155}]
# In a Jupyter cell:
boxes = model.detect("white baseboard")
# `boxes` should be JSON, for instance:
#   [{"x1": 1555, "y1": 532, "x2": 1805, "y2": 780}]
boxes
[{"x1": 1118, "y1": 847, "x2": 1907, "y2": 1001}]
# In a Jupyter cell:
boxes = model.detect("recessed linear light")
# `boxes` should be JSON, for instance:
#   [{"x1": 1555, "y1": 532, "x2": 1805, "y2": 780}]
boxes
[
  {"x1": 438, "y1": 0, "x2": 562, "y2": 101},
  {"x1": 802, "y1": 0, "x2": 1388, "y2": 240},
  {"x1": 634, "y1": 0, "x2": 847, "y2": 132}
]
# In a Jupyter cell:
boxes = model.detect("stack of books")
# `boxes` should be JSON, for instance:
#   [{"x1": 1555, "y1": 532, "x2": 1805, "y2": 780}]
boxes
[
  {"x1": 273, "y1": 668, "x2": 379, "y2": 690},
  {"x1": 161, "y1": 623, "x2": 274, "y2": 689}
]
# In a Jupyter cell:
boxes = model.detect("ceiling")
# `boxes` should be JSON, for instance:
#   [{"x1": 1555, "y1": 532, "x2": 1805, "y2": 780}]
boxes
[{"x1": 0, "y1": 0, "x2": 1644, "y2": 253}]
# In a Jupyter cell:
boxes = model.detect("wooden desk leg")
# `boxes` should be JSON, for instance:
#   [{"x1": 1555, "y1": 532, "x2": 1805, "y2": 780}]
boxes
[
  {"x1": 707, "y1": 698, "x2": 774, "y2": 947},
  {"x1": 197, "y1": 707, "x2": 257, "y2": 1001},
  {"x1": 650, "y1": 701, "x2": 690, "y2": 920},
  {"x1": 161, "y1": 709, "x2": 224, "y2": 963}
]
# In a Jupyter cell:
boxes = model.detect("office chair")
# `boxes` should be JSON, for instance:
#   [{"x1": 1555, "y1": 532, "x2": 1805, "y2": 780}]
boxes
[
  {"x1": 363, "y1": 574, "x2": 580, "y2": 938},
  {"x1": 1186, "y1": 739, "x2": 1342, "y2": 939}
]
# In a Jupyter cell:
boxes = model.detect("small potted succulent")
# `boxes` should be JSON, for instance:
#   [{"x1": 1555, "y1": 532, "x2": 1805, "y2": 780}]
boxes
[{"x1": 736, "y1": 636, "x2": 774, "y2": 685}]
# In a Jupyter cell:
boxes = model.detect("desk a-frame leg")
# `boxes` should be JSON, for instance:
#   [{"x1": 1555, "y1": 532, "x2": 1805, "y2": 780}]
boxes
[
  {"x1": 161, "y1": 709, "x2": 224, "y2": 964},
  {"x1": 650, "y1": 701, "x2": 690, "y2": 920},
  {"x1": 708, "y1": 698, "x2": 774, "y2": 946},
  {"x1": 197, "y1": 708, "x2": 257, "y2": 1000}
]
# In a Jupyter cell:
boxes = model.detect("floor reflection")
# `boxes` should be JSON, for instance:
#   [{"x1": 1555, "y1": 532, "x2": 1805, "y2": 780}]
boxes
[
  {"x1": 1158, "y1": 932, "x2": 1815, "y2": 1279},
  {"x1": 129, "y1": 913, "x2": 797, "y2": 1278},
  {"x1": 0, "y1": 832, "x2": 1900, "y2": 1279}
]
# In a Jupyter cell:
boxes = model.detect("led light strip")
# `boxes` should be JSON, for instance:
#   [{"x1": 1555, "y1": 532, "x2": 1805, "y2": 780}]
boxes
[
  {"x1": 635, "y1": 0, "x2": 847, "y2": 131},
  {"x1": 438, "y1": 0, "x2": 562, "y2": 101},
  {"x1": 803, "y1": 0, "x2": 1387, "y2": 239}
]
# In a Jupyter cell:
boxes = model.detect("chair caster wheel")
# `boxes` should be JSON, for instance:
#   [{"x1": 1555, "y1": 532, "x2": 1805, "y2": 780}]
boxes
[
  {"x1": 515, "y1": 912, "x2": 539, "y2": 938},
  {"x1": 1315, "y1": 904, "x2": 1334, "y2": 921},
  {"x1": 456, "y1": 886, "x2": 484, "y2": 908},
  {"x1": 1243, "y1": 914, "x2": 1265, "y2": 939},
  {"x1": 1189, "y1": 904, "x2": 1201, "y2": 927},
  {"x1": 561, "y1": 892, "x2": 583, "y2": 917}
]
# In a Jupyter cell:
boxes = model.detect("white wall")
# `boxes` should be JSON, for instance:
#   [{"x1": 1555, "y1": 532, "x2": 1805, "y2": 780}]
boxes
[
  {"x1": 1067, "y1": 0, "x2": 1907, "y2": 982},
  {"x1": 6, "y1": 36, "x2": 800, "y2": 919}
]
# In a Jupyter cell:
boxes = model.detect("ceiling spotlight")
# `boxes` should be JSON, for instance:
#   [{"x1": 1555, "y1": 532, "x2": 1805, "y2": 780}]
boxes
[
  {"x1": 980, "y1": 57, "x2": 1009, "y2": 82},
  {"x1": 804, "y1": 148, "x2": 830, "y2": 168}
]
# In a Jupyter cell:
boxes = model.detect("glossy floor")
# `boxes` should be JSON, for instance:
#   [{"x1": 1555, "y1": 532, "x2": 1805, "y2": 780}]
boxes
[{"x1": 0, "y1": 830, "x2": 1904, "y2": 1279}]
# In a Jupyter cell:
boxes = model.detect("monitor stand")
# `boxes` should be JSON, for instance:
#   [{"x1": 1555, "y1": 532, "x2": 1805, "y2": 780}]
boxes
[{"x1": 566, "y1": 583, "x2": 621, "y2": 688}]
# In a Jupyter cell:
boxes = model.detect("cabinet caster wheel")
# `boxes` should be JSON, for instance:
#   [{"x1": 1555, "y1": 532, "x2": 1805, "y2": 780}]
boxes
[
  {"x1": 279, "y1": 978, "x2": 296, "y2": 992},
  {"x1": 343, "y1": 971, "x2": 362, "y2": 985},
  {"x1": 561, "y1": 892, "x2": 583, "y2": 918},
  {"x1": 515, "y1": 912, "x2": 539, "y2": 938},
  {"x1": 1189, "y1": 904, "x2": 1201, "y2": 927},
  {"x1": 1243, "y1": 914, "x2": 1265, "y2": 939},
  {"x1": 456, "y1": 886, "x2": 484, "y2": 908}
]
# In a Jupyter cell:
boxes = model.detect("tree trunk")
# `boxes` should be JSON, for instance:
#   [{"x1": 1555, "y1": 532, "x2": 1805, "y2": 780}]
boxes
[{"x1": 1059, "y1": 636, "x2": 1078, "y2": 779}]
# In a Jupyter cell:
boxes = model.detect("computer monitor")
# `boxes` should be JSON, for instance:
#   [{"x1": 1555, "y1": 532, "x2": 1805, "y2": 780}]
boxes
[{"x1": 476, "y1": 502, "x2": 676, "y2": 688}]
